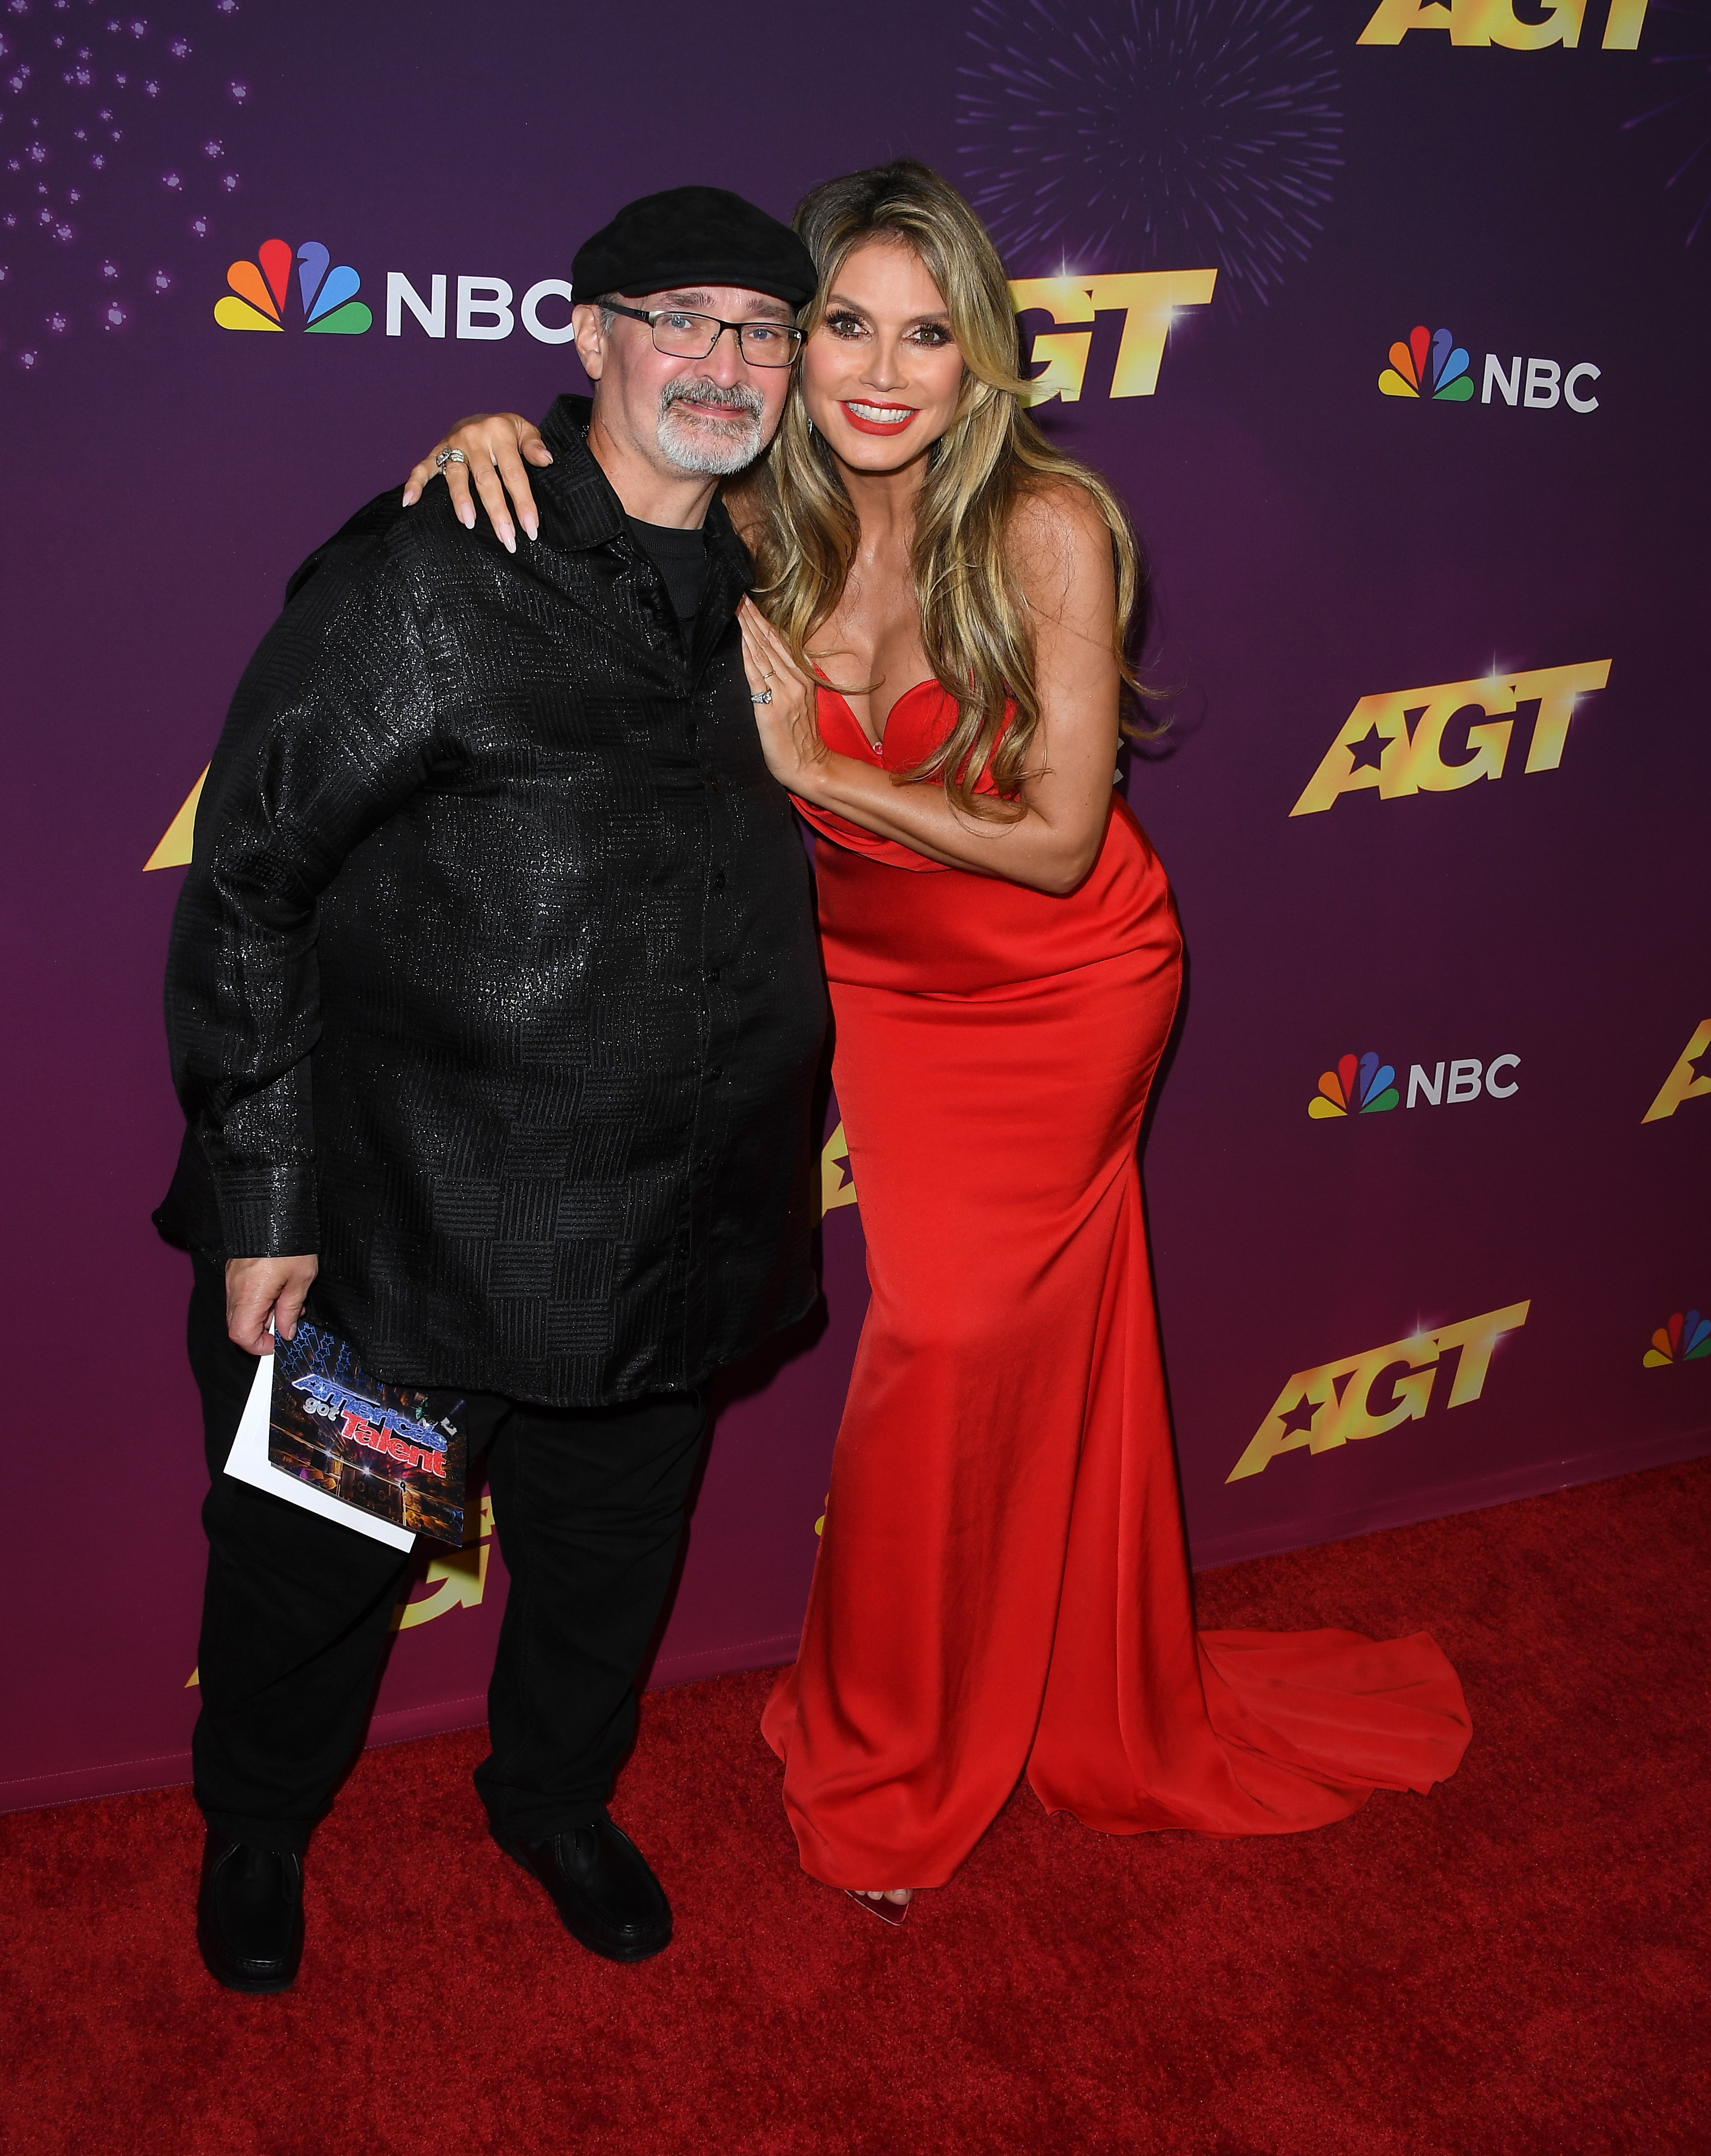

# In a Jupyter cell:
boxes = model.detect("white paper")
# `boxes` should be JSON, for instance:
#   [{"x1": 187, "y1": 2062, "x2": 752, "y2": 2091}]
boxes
[{"x1": 225, "y1": 1346, "x2": 417, "y2": 1551}]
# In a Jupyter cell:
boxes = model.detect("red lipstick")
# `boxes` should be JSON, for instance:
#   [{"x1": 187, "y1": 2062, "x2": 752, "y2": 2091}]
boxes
[{"x1": 839, "y1": 400, "x2": 919, "y2": 437}]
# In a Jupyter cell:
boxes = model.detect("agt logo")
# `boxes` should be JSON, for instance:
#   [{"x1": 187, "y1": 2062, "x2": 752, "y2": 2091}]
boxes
[
  {"x1": 395, "y1": 1494, "x2": 495, "y2": 1630},
  {"x1": 1358, "y1": 0, "x2": 1648, "y2": 46},
  {"x1": 1008, "y1": 271, "x2": 1218, "y2": 405},
  {"x1": 1380, "y1": 322, "x2": 1601, "y2": 413},
  {"x1": 1645, "y1": 1309, "x2": 1710, "y2": 1368},
  {"x1": 821, "y1": 1121, "x2": 858, "y2": 1215},
  {"x1": 1290, "y1": 658, "x2": 1611, "y2": 817},
  {"x1": 1642, "y1": 1020, "x2": 1711, "y2": 1123},
  {"x1": 186, "y1": 1492, "x2": 494, "y2": 1684},
  {"x1": 1227, "y1": 1301, "x2": 1529, "y2": 1481},
  {"x1": 1310, "y1": 1051, "x2": 1518, "y2": 1118}
]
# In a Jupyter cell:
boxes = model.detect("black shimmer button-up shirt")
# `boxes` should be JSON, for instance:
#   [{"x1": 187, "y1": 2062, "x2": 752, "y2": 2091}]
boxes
[{"x1": 158, "y1": 395, "x2": 828, "y2": 1406}]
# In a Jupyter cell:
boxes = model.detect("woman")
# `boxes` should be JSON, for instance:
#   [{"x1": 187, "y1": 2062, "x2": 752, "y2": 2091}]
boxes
[{"x1": 407, "y1": 162, "x2": 1470, "y2": 1920}]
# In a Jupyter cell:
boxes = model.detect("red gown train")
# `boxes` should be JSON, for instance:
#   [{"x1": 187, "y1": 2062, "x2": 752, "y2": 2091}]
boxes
[{"x1": 761, "y1": 683, "x2": 1471, "y2": 1889}]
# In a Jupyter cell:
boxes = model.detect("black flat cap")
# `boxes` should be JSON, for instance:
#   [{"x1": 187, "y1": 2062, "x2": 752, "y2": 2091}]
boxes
[{"x1": 572, "y1": 185, "x2": 818, "y2": 310}]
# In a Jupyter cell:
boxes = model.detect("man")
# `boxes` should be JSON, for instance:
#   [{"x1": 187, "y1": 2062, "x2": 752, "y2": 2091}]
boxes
[{"x1": 156, "y1": 187, "x2": 827, "y2": 1988}]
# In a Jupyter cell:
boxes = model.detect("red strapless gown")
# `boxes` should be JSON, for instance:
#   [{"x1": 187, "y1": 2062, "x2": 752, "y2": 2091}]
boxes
[{"x1": 761, "y1": 682, "x2": 1471, "y2": 1889}]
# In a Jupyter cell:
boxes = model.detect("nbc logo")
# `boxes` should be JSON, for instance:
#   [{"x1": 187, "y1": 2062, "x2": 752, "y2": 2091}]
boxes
[
  {"x1": 1645, "y1": 1311, "x2": 1711, "y2": 1368},
  {"x1": 1310, "y1": 1052, "x2": 1519, "y2": 1118},
  {"x1": 1377, "y1": 320, "x2": 1601, "y2": 414},
  {"x1": 1380, "y1": 324, "x2": 1472, "y2": 402},
  {"x1": 215, "y1": 239, "x2": 372, "y2": 335},
  {"x1": 1311, "y1": 1053, "x2": 1399, "y2": 1118}
]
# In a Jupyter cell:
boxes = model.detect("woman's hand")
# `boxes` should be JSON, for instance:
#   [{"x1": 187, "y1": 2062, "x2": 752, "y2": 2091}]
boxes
[
  {"x1": 401, "y1": 413, "x2": 551, "y2": 553},
  {"x1": 738, "y1": 598, "x2": 831, "y2": 792}
]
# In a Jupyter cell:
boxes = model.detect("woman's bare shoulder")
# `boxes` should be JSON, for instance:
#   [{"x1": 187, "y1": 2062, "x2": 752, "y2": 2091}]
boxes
[
  {"x1": 1007, "y1": 478, "x2": 1116, "y2": 601},
  {"x1": 1008, "y1": 476, "x2": 1112, "y2": 552}
]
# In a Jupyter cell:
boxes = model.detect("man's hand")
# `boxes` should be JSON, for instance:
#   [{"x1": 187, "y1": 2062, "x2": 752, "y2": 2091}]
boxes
[{"x1": 225, "y1": 1255, "x2": 319, "y2": 1354}]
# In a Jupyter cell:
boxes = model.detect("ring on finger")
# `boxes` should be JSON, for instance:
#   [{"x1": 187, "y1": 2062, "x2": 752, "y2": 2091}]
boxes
[
  {"x1": 751, "y1": 687, "x2": 773, "y2": 706},
  {"x1": 434, "y1": 448, "x2": 468, "y2": 470}
]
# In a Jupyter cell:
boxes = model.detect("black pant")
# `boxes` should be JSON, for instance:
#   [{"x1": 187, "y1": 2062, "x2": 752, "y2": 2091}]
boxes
[{"x1": 187, "y1": 1254, "x2": 708, "y2": 1857}]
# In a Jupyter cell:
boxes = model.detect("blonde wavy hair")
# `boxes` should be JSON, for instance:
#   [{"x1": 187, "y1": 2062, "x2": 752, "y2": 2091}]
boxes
[{"x1": 737, "y1": 159, "x2": 1146, "y2": 820}]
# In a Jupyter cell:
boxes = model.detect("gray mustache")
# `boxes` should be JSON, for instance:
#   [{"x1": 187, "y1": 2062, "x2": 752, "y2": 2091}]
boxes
[{"x1": 659, "y1": 377, "x2": 764, "y2": 420}]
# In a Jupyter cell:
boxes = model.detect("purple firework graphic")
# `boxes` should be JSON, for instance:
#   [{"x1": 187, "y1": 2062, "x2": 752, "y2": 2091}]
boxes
[
  {"x1": 1621, "y1": 0, "x2": 1711, "y2": 250},
  {"x1": 0, "y1": 0, "x2": 258, "y2": 375},
  {"x1": 957, "y1": 0, "x2": 1343, "y2": 309}
]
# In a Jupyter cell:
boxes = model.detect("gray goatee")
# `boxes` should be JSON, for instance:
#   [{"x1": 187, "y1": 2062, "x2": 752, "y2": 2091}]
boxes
[{"x1": 656, "y1": 375, "x2": 765, "y2": 475}]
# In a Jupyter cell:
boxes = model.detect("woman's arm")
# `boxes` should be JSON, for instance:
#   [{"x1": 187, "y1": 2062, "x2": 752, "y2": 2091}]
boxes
[
  {"x1": 400, "y1": 412, "x2": 551, "y2": 552},
  {"x1": 737, "y1": 484, "x2": 1123, "y2": 896}
]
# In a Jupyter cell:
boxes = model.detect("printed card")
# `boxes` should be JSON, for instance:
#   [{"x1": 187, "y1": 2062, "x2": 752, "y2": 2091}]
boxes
[{"x1": 265, "y1": 1319, "x2": 469, "y2": 1547}]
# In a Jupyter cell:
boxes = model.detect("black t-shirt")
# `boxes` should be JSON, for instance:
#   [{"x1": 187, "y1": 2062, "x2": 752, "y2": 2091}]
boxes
[{"x1": 625, "y1": 514, "x2": 707, "y2": 625}]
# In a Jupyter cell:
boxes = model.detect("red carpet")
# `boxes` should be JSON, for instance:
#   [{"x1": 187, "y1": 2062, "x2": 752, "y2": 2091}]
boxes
[{"x1": 3, "y1": 1460, "x2": 1707, "y2": 2156}]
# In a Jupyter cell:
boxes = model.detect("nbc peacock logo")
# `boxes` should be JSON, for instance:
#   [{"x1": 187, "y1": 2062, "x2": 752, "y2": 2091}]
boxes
[
  {"x1": 1379, "y1": 323, "x2": 1473, "y2": 402},
  {"x1": 1309, "y1": 1052, "x2": 1399, "y2": 1119},
  {"x1": 1644, "y1": 1310, "x2": 1710, "y2": 1368},
  {"x1": 214, "y1": 238, "x2": 372, "y2": 335}
]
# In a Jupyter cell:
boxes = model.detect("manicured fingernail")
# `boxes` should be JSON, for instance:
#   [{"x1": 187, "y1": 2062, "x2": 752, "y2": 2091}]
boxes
[
  {"x1": 460, "y1": 504, "x2": 475, "y2": 528},
  {"x1": 522, "y1": 516, "x2": 537, "y2": 541},
  {"x1": 501, "y1": 530, "x2": 515, "y2": 554}
]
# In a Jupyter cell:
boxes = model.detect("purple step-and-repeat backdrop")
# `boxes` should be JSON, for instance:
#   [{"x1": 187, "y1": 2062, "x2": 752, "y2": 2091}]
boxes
[{"x1": 2, "y1": 0, "x2": 1705, "y2": 1811}]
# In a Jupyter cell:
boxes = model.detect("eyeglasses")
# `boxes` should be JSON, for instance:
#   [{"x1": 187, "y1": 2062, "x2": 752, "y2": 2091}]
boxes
[{"x1": 601, "y1": 299, "x2": 803, "y2": 368}]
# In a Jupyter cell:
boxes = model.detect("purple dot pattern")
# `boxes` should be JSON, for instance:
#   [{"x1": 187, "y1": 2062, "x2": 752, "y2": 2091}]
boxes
[{"x1": 0, "y1": 0, "x2": 255, "y2": 374}]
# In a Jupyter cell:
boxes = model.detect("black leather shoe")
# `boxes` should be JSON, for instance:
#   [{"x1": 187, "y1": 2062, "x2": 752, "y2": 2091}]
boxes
[
  {"x1": 195, "y1": 1833, "x2": 304, "y2": 1993},
  {"x1": 496, "y1": 1814, "x2": 672, "y2": 1962}
]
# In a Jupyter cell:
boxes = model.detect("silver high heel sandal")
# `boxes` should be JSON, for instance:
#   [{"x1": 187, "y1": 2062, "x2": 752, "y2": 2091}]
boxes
[{"x1": 846, "y1": 1889, "x2": 910, "y2": 1926}]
